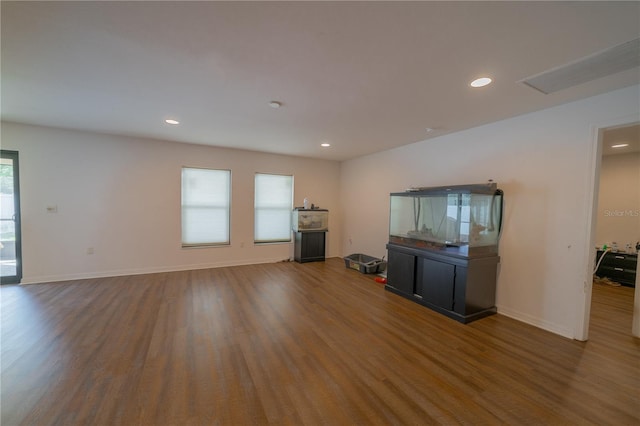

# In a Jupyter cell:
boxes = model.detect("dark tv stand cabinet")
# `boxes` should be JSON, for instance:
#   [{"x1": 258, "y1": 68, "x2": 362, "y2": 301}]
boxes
[
  {"x1": 385, "y1": 243, "x2": 499, "y2": 323},
  {"x1": 294, "y1": 231, "x2": 326, "y2": 263}
]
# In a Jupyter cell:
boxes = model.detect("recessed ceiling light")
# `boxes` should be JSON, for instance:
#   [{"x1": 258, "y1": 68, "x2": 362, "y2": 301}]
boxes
[
  {"x1": 165, "y1": 119, "x2": 180, "y2": 125},
  {"x1": 611, "y1": 143, "x2": 629, "y2": 148},
  {"x1": 269, "y1": 101, "x2": 282, "y2": 108},
  {"x1": 321, "y1": 143, "x2": 331, "y2": 147},
  {"x1": 470, "y1": 77, "x2": 492, "y2": 88}
]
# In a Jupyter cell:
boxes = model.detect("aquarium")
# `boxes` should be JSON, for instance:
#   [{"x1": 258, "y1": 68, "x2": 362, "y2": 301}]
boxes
[
  {"x1": 292, "y1": 208, "x2": 329, "y2": 232},
  {"x1": 389, "y1": 183, "x2": 503, "y2": 257}
]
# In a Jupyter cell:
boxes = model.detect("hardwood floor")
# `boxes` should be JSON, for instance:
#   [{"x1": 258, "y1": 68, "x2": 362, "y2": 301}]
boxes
[{"x1": 1, "y1": 258, "x2": 638, "y2": 425}]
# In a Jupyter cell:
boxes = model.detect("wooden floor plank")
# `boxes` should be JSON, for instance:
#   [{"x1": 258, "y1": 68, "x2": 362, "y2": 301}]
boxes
[{"x1": 1, "y1": 258, "x2": 638, "y2": 425}]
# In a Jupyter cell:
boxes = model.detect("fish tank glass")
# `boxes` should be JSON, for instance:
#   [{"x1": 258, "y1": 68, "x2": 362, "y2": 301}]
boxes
[
  {"x1": 292, "y1": 209, "x2": 329, "y2": 232},
  {"x1": 389, "y1": 183, "x2": 503, "y2": 257}
]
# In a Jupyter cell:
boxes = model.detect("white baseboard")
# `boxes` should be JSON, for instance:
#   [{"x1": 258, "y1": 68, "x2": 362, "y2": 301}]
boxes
[{"x1": 497, "y1": 305, "x2": 574, "y2": 340}]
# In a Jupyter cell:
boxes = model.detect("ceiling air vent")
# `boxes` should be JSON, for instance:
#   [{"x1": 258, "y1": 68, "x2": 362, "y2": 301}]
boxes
[{"x1": 520, "y1": 38, "x2": 640, "y2": 94}]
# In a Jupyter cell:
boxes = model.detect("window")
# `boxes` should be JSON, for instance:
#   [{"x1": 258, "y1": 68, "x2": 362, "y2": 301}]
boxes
[
  {"x1": 181, "y1": 167, "x2": 230, "y2": 246},
  {"x1": 254, "y1": 173, "x2": 293, "y2": 243}
]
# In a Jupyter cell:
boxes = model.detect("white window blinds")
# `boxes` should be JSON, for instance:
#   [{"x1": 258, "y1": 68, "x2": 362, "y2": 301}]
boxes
[
  {"x1": 254, "y1": 173, "x2": 293, "y2": 243},
  {"x1": 181, "y1": 168, "x2": 230, "y2": 246}
]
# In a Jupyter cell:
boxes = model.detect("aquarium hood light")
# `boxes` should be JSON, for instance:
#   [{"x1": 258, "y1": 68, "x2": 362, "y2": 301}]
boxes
[{"x1": 405, "y1": 182, "x2": 498, "y2": 194}]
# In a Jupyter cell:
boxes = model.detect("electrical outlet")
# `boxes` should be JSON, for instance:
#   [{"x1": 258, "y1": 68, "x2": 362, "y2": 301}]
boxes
[{"x1": 86, "y1": 247, "x2": 94, "y2": 255}]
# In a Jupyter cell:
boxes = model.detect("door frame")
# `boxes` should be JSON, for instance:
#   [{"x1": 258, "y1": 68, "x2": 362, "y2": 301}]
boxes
[
  {"x1": 576, "y1": 115, "x2": 639, "y2": 340},
  {"x1": 0, "y1": 150, "x2": 22, "y2": 284}
]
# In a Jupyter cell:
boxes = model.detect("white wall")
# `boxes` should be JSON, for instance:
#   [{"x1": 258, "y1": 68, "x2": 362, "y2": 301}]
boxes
[
  {"x1": 340, "y1": 85, "x2": 640, "y2": 339},
  {"x1": 596, "y1": 152, "x2": 640, "y2": 250},
  {"x1": 1, "y1": 122, "x2": 341, "y2": 283}
]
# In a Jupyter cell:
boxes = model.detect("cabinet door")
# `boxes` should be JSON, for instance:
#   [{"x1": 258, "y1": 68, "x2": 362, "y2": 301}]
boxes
[
  {"x1": 387, "y1": 250, "x2": 416, "y2": 296},
  {"x1": 420, "y1": 258, "x2": 455, "y2": 310},
  {"x1": 303, "y1": 232, "x2": 325, "y2": 259},
  {"x1": 294, "y1": 232, "x2": 325, "y2": 262}
]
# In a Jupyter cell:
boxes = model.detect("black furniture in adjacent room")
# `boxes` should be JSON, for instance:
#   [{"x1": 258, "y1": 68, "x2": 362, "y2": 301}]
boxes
[{"x1": 595, "y1": 250, "x2": 637, "y2": 287}]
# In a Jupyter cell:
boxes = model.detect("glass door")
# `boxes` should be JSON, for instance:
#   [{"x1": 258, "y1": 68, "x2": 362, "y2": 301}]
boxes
[{"x1": 0, "y1": 150, "x2": 22, "y2": 284}]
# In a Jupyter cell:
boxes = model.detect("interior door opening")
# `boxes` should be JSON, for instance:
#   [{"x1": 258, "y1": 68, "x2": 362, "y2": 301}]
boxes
[{"x1": 584, "y1": 122, "x2": 639, "y2": 339}]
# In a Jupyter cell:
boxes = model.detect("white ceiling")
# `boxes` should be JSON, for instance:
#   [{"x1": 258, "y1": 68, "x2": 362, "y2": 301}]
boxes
[{"x1": 2, "y1": 1, "x2": 639, "y2": 161}]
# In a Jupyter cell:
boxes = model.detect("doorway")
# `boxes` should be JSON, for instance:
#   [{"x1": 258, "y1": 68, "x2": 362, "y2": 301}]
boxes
[
  {"x1": 0, "y1": 150, "x2": 22, "y2": 284},
  {"x1": 580, "y1": 121, "x2": 639, "y2": 340}
]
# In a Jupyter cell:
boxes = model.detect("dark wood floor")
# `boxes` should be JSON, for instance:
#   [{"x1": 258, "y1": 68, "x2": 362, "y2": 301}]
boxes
[{"x1": 1, "y1": 258, "x2": 638, "y2": 425}]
